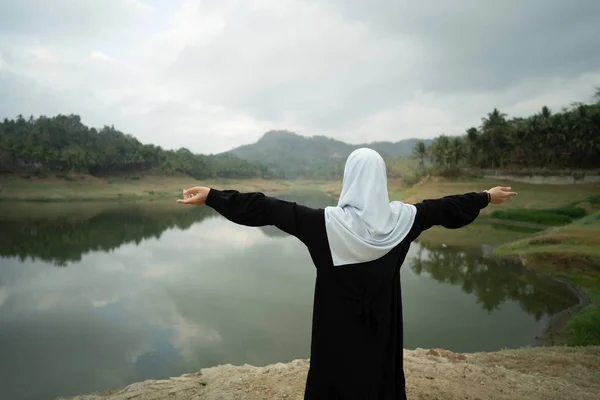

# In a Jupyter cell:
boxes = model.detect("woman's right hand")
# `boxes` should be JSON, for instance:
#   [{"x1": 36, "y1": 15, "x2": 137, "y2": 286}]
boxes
[
  {"x1": 487, "y1": 186, "x2": 518, "y2": 205},
  {"x1": 176, "y1": 186, "x2": 211, "y2": 206}
]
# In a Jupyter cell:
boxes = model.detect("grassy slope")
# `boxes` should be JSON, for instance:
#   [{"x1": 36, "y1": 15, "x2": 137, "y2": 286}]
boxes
[
  {"x1": 394, "y1": 177, "x2": 600, "y2": 248},
  {"x1": 494, "y1": 212, "x2": 600, "y2": 346},
  {"x1": 0, "y1": 174, "x2": 342, "y2": 202}
]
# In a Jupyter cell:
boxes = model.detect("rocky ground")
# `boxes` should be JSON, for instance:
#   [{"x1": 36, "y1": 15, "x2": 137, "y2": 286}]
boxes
[{"x1": 61, "y1": 346, "x2": 600, "y2": 400}]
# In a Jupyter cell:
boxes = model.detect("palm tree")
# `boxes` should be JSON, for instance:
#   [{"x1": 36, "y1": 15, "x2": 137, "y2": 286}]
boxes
[
  {"x1": 430, "y1": 135, "x2": 451, "y2": 169},
  {"x1": 481, "y1": 108, "x2": 508, "y2": 169},
  {"x1": 413, "y1": 141, "x2": 428, "y2": 170},
  {"x1": 449, "y1": 137, "x2": 465, "y2": 166},
  {"x1": 541, "y1": 106, "x2": 552, "y2": 119},
  {"x1": 465, "y1": 127, "x2": 479, "y2": 166},
  {"x1": 593, "y1": 86, "x2": 600, "y2": 104}
]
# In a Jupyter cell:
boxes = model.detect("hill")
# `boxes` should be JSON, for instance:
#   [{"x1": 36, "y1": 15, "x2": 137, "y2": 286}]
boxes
[
  {"x1": 0, "y1": 116, "x2": 427, "y2": 181},
  {"x1": 225, "y1": 130, "x2": 430, "y2": 178},
  {"x1": 3, "y1": 86, "x2": 598, "y2": 181},
  {"x1": 0, "y1": 115, "x2": 266, "y2": 180}
]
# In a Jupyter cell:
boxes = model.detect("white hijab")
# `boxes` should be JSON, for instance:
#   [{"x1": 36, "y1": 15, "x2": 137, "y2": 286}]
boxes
[{"x1": 324, "y1": 148, "x2": 417, "y2": 266}]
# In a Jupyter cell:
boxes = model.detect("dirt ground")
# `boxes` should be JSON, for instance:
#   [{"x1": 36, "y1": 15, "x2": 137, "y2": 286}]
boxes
[{"x1": 62, "y1": 346, "x2": 600, "y2": 400}]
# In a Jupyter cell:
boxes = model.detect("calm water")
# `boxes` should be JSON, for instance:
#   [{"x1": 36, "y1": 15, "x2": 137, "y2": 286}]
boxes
[{"x1": 0, "y1": 193, "x2": 578, "y2": 400}]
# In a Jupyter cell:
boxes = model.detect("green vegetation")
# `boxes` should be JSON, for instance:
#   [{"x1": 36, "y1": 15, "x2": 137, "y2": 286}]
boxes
[
  {"x1": 490, "y1": 205, "x2": 587, "y2": 226},
  {"x1": 494, "y1": 211, "x2": 600, "y2": 346},
  {"x1": 0, "y1": 117, "x2": 428, "y2": 181},
  {"x1": 3, "y1": 87, "x2": 598, "y2": 183},
  {"x1": 587, "y1": 195, "x2": 600, "y2": 205},
  {"x1": 390, "y1": 178, "x2": 600, "y2": 250},
  {"x1": 551, "y1": 205, "x2": 589, "y2": 219},
  {"x1": 0, "y1": 114, "x2": 268, "y2": 179},
  {"x1": 563, "y1": 275, "x2": 600, "y2": 347},
  {"x1": 399, "y1": 180, "x2": 600, "y2": 214},
  {"x1": 415, "y1": 88, "x2": 600, "y2": 172},
  {"x1": 494, "y1": 211, "x2": 600, "y2": 266},
  {"x1": 491, "y1": 210, "x2": 573, "y2": 226},
  {"x1": 0, "y1": 175, "x2": 344, "y2": 202}
]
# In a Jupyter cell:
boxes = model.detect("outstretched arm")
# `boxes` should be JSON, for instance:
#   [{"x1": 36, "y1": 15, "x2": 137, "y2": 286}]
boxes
[
  {"x1": 176, "y1": 186, "x2": 322, "y2": 246},
  {"x1": 406, "y1": 186, "x2": 517, "y2": 241}
]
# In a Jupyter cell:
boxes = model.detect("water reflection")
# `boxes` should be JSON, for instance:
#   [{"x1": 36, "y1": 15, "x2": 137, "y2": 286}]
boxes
[
  {"x1": 409, "y1": 242, "x2": 578, "y2": 320},
  {"x1": 0, "y1": 190, "x2": 334, "y2": 267},
  {"x1": 0, "y1": 206, "x2": 317, "y2": 400},
  {"x1": 0, "y1": 204, "x2": 216, "y2": 266},
  {"x1": 0, "y1": 195, "x2": 579, "y2": 400}
]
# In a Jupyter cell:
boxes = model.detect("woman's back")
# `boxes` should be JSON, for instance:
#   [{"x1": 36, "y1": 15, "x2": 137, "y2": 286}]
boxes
[{"x1": 177, "y1": 148, "x2": 517, "y2": 399}]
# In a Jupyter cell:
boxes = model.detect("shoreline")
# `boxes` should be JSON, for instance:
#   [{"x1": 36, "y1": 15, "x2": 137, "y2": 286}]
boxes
[
  {"x1": 492, "y1": 210, "x2": 600, "y2": 348},
  {"x1": 534, "y1": 273, "x2": 591, "y2": 346},
  {"x1": 0, "y1": 175, "x2": 344, "y2": 203},
  {"x1": 481, "y1": 245, "x2": 591, "y2": 348},
  {"x1": 58, "y1": 346, "x2": 600, "y2": 400}
]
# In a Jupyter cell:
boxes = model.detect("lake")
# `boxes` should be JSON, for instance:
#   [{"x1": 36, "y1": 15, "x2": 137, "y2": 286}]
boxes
[{"x1": 0, "y1": 193, "x2": 579, "y2": 400}]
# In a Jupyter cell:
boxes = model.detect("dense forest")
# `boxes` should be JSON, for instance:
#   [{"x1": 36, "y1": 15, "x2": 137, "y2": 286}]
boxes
[
  {"x1": 417, "y1": 88, "x2": 600, "y2": 171},
  {"x1": 2, "y1": 88, "x2": 599, "y2": 181},
  {"x1": 0, "y1": 115, "x2": 427, "y2": 180},
  {"x1": 0, "y1": 114, "x2": 267, "y2": 179}
]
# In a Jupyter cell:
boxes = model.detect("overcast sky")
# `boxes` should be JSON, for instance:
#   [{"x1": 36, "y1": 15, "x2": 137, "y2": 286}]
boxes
[{"x1": 1, "y1": 0, "x2": 599, "y2": 154}]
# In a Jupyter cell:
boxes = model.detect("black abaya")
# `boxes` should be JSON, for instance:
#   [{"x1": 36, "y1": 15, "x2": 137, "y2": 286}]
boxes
[{"x1": 205, "y1": 189, "x2": 490, "y2": 399}]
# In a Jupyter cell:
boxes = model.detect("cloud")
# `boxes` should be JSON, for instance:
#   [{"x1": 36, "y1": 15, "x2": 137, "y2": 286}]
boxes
[
  {"x1": 0, "y1": 0, "x2": 153, "y2": 40},
  {"x1": 328, "y1": 0, "x2": 600, "y2": 92},
  {"x1": 0, "y1": 0, "x2": 598, "y2": 153}
]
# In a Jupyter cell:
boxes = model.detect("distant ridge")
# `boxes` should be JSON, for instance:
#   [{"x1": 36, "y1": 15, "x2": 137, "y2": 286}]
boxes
[{"x1": 224, "y1": 130, "x2": 430, "y2": 178}]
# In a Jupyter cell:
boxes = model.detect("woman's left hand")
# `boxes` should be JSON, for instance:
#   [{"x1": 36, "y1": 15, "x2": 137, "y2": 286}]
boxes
[{"x1": 176, "y1": 186, "x2": 210, "y2": 206}]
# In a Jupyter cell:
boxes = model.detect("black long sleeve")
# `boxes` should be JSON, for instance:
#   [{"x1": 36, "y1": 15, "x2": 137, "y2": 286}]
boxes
[
  {"x1": 205, "y1": 189, "x2": 324, "y2": 247},
  {"x1": 204, "y1": 189, "x2": 489, "y2": 399},
  {"x1": 407, "y1": 192, "x2": 490, "y2": 241}
]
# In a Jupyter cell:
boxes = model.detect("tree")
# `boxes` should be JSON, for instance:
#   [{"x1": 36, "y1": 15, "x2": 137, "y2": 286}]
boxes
[
  {"x1": 465, "y1": 127, "x2": 479, "y2": 166},
  {"x1": 413, "y1": 141, "x2": 428, "y2": 170},
  {"x1": 414, "y1": 87, "x2": 600, "y2": 171},
  {"x1": 593, "y1": 86, "x2": 600, "y2": 104},
  {"x1": 449, "y1": 137, "x2": 465, "y2": 166},
  {"x1": 481, "y1": 108, "x2": 509, "y2": 169},
  {"x1": 430, "y1": 135, "x2": 452, "y2": 169}
]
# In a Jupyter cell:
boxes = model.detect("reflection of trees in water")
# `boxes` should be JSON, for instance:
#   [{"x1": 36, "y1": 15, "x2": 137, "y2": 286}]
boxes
[
  {"x1": 0, "y1": 192, "x2": 335, "y2": 266},
  {"x1": 0, "y1": 205, "x2": 216, "y2": 267},
  {"x1": 409, "y1": 242, "x2": 579, "y2": 320}
]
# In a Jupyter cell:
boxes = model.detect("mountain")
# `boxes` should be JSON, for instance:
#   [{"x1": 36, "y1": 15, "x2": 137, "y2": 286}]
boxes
[{"x1": 224, "y1": 130, "x2": 431, "y2": 178}]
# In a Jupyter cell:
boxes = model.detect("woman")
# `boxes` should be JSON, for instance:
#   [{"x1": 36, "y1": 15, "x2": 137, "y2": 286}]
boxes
[{"x1": 177, "y1": 148, "x2": 517, "y2": 400}]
